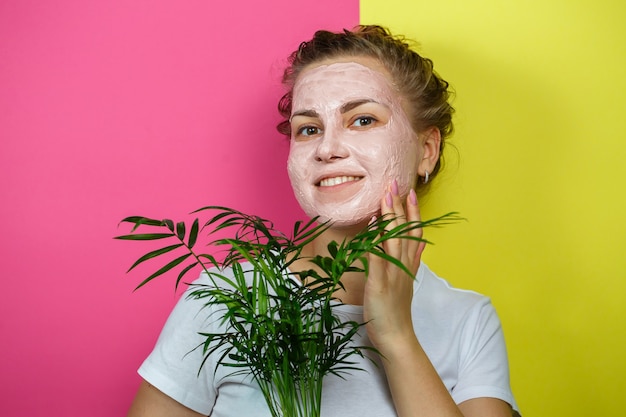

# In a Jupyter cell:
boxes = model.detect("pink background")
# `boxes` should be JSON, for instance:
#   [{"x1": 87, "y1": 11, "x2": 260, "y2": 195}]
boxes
[{"x1": 0, "y1": 1, "x2": 358, "y2": 415}]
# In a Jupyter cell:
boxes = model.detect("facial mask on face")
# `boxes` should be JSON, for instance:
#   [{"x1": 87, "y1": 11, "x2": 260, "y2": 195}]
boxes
[{"x1": 287, "y1": 62, "x2": 420, "y2": 227}]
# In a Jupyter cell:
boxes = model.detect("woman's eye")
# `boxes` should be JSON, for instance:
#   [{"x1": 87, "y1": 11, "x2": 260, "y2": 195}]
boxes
[
  {"x1": 297, "y1": 126, "x2": 322, "y2": 137},
  {"x1": 351, "y1": 116, "x2": 376, "y2": 128}
]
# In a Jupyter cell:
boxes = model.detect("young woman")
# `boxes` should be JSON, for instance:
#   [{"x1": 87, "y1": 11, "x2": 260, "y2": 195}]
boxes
[{"x1": 127, "y1": 26, "x2": 520, "y2": 417}]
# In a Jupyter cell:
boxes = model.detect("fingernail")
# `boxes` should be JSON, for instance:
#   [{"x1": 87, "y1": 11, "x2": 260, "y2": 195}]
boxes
[
  {"x1": 409, "y1": 189, "x2": 417, "y2": 206},
  {"x1": 391, "y1": 179, "x2": 399, "y2": 195},
  {"x1": 385, "y1": 192, "x2": 393, "y2": 208}
]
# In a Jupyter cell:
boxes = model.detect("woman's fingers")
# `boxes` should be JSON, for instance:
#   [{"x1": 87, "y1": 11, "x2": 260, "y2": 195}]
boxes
[
  {"x1": 405, "y1": 188, "x2": 424, "y2": 271},
  {"x1": 379, "y1": 179, "x2": 427, "y2": 277},
  {"x1": 382, "y1": 180, "x2": 405, "y2": 261}
]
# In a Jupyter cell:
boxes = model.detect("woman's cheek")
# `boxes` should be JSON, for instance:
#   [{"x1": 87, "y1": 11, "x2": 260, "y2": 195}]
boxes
[{"x1": 287, "y1": 144, "x2": 312, "y2": 199}]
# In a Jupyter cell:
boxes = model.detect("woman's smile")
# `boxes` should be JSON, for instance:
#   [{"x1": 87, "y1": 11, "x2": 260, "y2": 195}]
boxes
[{"x1": 317, "y1": 175, "x2": 363, "y2": 188}]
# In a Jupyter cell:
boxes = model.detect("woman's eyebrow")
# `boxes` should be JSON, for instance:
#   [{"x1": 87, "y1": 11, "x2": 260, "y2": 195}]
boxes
[
  {"x1": 291, "y1": 99, "x2": 386, "y2": 120},
  {"x1": 340, "y1": 99, "x2": 385, "y2": 113},
  {"x1": 290, "y1": 109, "x2": 319, "y2": 120}
]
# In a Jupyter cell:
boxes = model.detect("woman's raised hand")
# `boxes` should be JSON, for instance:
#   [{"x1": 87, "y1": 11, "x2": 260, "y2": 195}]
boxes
[{"x1": 363, "y1": 179, "x2": 425, "y2": 354}]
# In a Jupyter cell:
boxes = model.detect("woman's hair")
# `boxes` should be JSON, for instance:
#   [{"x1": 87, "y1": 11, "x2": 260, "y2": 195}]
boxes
[{"x1": 277, "y1": 25, "x2": 454, "y2": 189}]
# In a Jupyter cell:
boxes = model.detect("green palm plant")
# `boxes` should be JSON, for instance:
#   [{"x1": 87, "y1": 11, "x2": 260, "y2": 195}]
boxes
[{"x1": 116, "y1": 206, "x2": 458, "y2": 417}]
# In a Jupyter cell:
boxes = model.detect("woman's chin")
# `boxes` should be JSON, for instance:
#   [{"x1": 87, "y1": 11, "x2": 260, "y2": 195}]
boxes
[{"x1": 312, "y1": 211, "x2": 377, "y2": 232}]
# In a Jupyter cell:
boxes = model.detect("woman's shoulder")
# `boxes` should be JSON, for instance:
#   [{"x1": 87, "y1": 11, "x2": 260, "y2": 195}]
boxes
[
  {"x1": 412, "y1": 263, "x2": 504, "y2": 361},
  {"x1": 414, "y1": 263, "x2": 494, "y2": 317}
]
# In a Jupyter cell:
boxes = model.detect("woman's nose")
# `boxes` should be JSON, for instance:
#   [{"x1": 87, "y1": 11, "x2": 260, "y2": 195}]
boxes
[{"x1": 314, "y1": 128, "x2": 349, "y2": 162}]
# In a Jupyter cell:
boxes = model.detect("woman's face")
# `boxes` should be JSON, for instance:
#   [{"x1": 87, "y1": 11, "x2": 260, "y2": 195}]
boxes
[{"x1": 287, "y1": 57, "x2": 421, "y2": 227}]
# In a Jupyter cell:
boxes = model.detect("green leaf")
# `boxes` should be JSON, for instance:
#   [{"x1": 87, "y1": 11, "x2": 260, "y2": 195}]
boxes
[
  {"x1": 134, "y1": 253, "x2": 192, "y2": 290},
  {"x1": 327, "y1": 241, "x2": 338, "y2": 258},
  {"x1": 119, "y1": 216, "x2": 163, "y2": 225},
  {"x1": 114, "y1": 233, "x2": 173, "y2": 240},
  {"x1": 118, "y1": 216, "x2": 165, "y2": 232},
  {"x1": 368, "y1": 248, "x2": 413, "y2": 277},
  {"x1": 163, "y1": 219, "x2": 175, "y2": 232},
  {"x1": 176, "y1": 221, "x2": 186, "y2": 240},
  {"x1": 188, "y1": 218, "x2": 199, "y2": 248},
  {"x1": 175, "y1": 261, "x2": 199, "y2": 289},
  {"x1": 127, "y1": 243, "x2": 184, "y2": 272},
  {"x1": 192, "y1": 205, "x2": 238, "y2": 214},
  {"x1": 197, "y1": 253, "x2": 219, "y2": 269}
]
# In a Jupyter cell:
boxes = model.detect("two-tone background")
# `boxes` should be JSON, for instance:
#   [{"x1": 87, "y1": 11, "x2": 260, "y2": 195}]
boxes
[{"x1": 1, "y1": 1, "x2": 624, "y2": 415}]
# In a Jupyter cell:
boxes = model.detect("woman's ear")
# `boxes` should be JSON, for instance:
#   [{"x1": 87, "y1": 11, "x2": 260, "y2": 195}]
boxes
[{"x1": 418, "y1": 126, "x2": 441, "y2": 176}]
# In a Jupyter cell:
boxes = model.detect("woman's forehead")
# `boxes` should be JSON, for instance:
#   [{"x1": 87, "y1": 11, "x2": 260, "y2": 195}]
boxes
[
  {"x1": 292, "y1": 61, "x2": 400, "y2": 111},
  {"x1": 298, "y1": 54, "x2": 391, "y2": 77}
]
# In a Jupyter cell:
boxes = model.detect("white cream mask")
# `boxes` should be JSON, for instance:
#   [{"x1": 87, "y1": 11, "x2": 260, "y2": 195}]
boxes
[{"x1": 287, "y1": 61, "x2": 420, "y2": 227}]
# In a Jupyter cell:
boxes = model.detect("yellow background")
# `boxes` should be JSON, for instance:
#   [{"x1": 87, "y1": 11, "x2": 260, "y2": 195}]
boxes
[{"x1": 361, "y1": 0, "x2": 626, "y2": 414}]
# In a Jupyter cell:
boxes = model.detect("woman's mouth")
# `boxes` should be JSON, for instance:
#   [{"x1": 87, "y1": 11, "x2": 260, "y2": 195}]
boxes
[{"x1": 317, "y1": 176, "x2": 363, "y2": 187}]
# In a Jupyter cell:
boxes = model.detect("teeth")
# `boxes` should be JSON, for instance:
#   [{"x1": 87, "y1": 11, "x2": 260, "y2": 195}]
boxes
[{"x1": 319, "y1": 176, "x2": 360, "y2": 187}]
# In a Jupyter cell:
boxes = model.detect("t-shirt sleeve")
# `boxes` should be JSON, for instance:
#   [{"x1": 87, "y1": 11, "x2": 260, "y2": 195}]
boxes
[
  {"x1": 451, "y1": 298, "x2": 519, "y2": 412},
  {"x1": 137, "y1": 279, "x2": 219, "y2": 415}
]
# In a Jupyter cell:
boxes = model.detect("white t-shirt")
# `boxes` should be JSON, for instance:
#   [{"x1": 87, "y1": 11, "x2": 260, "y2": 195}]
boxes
[{"x1": 138, "y1": 263, "x2": 519, "y2": 416}]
